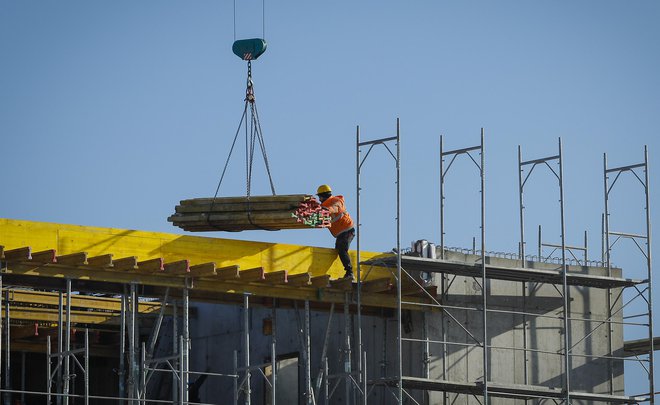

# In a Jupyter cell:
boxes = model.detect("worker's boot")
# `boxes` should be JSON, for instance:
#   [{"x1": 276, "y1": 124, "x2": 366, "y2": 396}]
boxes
[{"x1": 343, "y1": 269, "x2": 354, "y2": 281}]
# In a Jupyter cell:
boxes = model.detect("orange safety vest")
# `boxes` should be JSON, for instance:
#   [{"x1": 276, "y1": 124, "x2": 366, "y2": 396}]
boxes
[{"x1": 321, "y1": 195, "x2": 354, "y2": 237}]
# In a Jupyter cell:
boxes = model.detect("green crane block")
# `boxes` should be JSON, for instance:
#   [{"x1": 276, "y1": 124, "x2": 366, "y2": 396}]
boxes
[{"x1": 232, "y1": 38, "x2": 267, "y2": 61}]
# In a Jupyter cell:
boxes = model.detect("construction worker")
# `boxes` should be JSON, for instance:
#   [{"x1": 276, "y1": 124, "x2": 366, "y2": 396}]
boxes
[{"x1": 317, "y1": 184, "x2": 355, "y2": 280}]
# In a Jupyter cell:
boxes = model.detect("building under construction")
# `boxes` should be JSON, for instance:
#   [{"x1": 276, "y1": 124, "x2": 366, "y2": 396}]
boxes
[{"x1": 0, "y1": 130, "x2": 656, "y2": 404}]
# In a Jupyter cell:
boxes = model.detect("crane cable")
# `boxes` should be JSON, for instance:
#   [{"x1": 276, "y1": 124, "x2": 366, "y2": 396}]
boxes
[
  {"x1": 233, "y1": 0, "x2": 266, "y2": 41},
  {"x1": 208, "y1": 61, "x2": 276, "y2": 231}
]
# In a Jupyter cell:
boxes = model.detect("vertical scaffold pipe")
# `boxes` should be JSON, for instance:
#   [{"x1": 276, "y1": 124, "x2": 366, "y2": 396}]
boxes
[
  {"x1": 183, "y1": 287, "x2": 190, "y2": 405},
  {"x1": 644, "y1": 146, "x2": 655, "y2": 404},
  {"x1": 243, "y1": 294, "x2": 251, "y2": 405},
  {"x1": 440, "y1": 135, "x2": 445, "y2": 260},
  {"x1": 47, "y1": 336, "x2": 52, "y2": 405},
  {"x1": 304, "y1": 300, "x2": 312, "y2": 405},
  {"x1": 3, "y1": 287, "x2": 10, "y2": 405},
  {"x1": 84, "y1": 329, "x2": 89, "y2": 405},
  {"x1": 355, "y1": 124, "x2": 364, "y2": 405},
  {"x1": 172, "y1": 301, "x2": 178, "y2": 403},
  {"x1": 558, "y1": 138, "x2": 571, "y2": 404},
  {"x1": 119, "y1": 288, "x2": 127, "y2": 403},
  {"x1": 343, "y1": 293, "x2": 351, "y2": 403},
  {"x1": 63, "y1": 279, "x2": 71, "y2": 405},
  {"x1": 396, "y1": 118, "x2": 403, "y2": 404},
  {"x1": 603, "y1": 153, "x2": 614, "y2": 394},
  {"x1": 271, "y1": 303, "x2": 277, "y2": 405},
  {"x1": 480, "y1": 129, "x2": 488, "y2": 403},
  {"x1": 518, "y1": 145, "x2": 526, "y2": 268}
]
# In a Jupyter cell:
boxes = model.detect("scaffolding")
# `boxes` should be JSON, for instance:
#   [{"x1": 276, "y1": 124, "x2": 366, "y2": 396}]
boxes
[{"x1": 0, "y1": 130, "x2": 655, "y2": 404}]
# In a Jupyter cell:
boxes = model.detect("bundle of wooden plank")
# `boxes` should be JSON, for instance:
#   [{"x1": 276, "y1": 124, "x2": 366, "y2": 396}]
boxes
[{"x1": 168, "y1": 194, "x2": 331, "y2": 232}]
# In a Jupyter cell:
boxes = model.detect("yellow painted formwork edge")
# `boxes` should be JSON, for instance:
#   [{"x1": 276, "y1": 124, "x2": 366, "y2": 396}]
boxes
[{"x1": 0, "y1": 218, "x2": 392, "y2": 281}]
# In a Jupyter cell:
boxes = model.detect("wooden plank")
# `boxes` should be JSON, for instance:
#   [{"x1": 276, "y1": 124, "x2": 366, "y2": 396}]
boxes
[
  {"x1": 175, "y1": 201, "x2": 300, "y2": 214},
  {"x1": 30, "y1": 249, "x2": 57, "y2": 263},
  {"x1": 188, "y1": 262, "x2": 216, "y2": 277},
  {"x1": 87, "y1": 254, "x2": 113, "y2": 268},
  {"x1": 401, "y1": 285, "x2": 438, "y2": 298},
  {"x1": 4, "y1": 247, "x2": 31, "y2": 261},
  {"x1": 164, "y1": 260, "x2": 190, "y2": 275},
  {"x1": 329, "y1": 277, "x2": 353, "y2": 291},
  {"x1": 216, "y1": 265, "x2": 241, "y2": 280},
  {"x1": 138, "y1": 258, "x2": 164, "y2": 272},
  {"x1": 264, "y1": 270, "x2": 287, "y2": 284},
  {"x1": 239, "y1": 267, "x2": 265, "y2": 282},
  {"x1": 361, "y1": 278, "x2": 393, "y2": 293},
  {"x1": 179, "y1": 195, "x2": 311, "y2": 205},
  {"x1": 56, "y1": 252, "x2": 88, "y2": 266},
  {"x1": 10, "y1": 324, "x2": 40, "y2": 339},
  {"x1": 310, "y1": 275, "x2": 330, "y2": 288},
  {"x1": 287, "y1": 273, "x2": 311, "y2": 286},
  {"x1": 112, "y1": 256, "x2": 138, "y2": 271}
]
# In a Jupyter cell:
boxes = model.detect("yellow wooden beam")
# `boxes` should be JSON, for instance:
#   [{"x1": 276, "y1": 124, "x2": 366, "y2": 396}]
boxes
[{"x1": 3, "y1": 290, "x2": 163, "y2": 314}]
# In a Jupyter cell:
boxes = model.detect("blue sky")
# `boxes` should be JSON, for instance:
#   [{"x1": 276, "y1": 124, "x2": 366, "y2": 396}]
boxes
[{"x1": 1, "y1": 0, "x2": 659, "y2": 399}]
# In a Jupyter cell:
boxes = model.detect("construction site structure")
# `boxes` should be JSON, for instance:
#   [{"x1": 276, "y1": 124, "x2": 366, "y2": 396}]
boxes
[{"x1": 0, "y1": 123, "x2": 656, "y2": 404}]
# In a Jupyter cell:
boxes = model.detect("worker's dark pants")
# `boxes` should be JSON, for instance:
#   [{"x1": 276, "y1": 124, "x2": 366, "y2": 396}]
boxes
[{"x1": 335, "y1": 228, "x2": 355, "y2": 273}]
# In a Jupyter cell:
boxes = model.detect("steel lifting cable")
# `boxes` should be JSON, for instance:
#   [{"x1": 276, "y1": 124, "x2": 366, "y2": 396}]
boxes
[{"x1": 208, "y1": 61, "x2": 277, "y2": 231}]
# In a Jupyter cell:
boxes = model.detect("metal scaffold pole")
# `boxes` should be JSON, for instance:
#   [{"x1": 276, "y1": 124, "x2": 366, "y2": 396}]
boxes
[
  {"x1": 271, "y1": 301, "x2": 277, "y2": 405},
  {"x1": 395, "y1": 118, "x2": 402, "y2": 404},
  {"x1": 643, "y1": 146, "x2": 655, "y2": 404},
  {"x1": 304, "y1": 300, "x2": 312, "y2": 405},
  {"x1": 57, "y1": 289, "x2": 63, "y2": 405},
  {"x1": 183, "y1": 286, "x2": 190, "y2": 405},
  {"x1": 440, "y1": 130, "x2": 488, "y2": 403},
  {"x1": 479, "y1": 129, "x2": 488, "y2": 403},
  {"x1": 356, "y1": 118, "x2": 400, "y2": 403},
  {"x1": 355, "y1": 124, "x2": 364, "y2": 405},
  {"x1": 120, "y1": 287, "x2": 127, "y2": 404},
  {"x1": 243, "y1": 293, "x2": 251, "y2": 405},
  {"x1": 558, "y1": 138, "x2": 571, "y2": 404},
  {"x1": 518, "y1": 139, "x2": 571, "y2": 404},
  {"x1": 3, "y1": 288, "x2": 10, "y2": 405},
  {"x1": 604, "y1": 147, "x2": 655, "y2": 403},
  {"x1": 64, "y1": 279, "x2": 72, "y2": 405}
]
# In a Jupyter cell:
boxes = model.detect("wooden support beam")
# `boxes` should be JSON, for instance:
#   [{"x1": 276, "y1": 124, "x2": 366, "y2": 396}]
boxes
[
  {"x1": 11, "y1": 324, "x2": 40, "y2": 339},
  {"x1": 362, "y1": 278, "x2": 393, "y2": 293},
  {"x1": 112, "y1": 256, "x2": 138, "y2": 271},
  {"x1": 188, "y1": 262, "x2": 216, "y2": 277},
  {"x1": 56, "y1": 252, "x2": 88, "y2": 266},
  {"x1": 216, "y1": 265, "x2": 241, "y2": 280},
  {"x1": 31, "y1": 249, "x2": 57, "y2": 263},
  {"x1": 87, "y1": 254, "x2": 113, "y2": 268},
  {"x1": 329, "y1": 277, "x2": 353, "y2": 291},
  {"x1": 4, "y1": 246, "x2": 31, "y2": 261},
  {"x1": 138, "y1": 258, "x2": 164, "y2": 272},
  {"x1": 264, "y1": 270, "x2": 287, "y2": 285},
  {"x1": 401, "y1": 285, "x2": 438, "y2": 298},
  {"x1": 4, "y1": 289, "x2": 164, "y2": 314},
  {"x1": 287, "y1": 273, "x2": 311, "y2": 286},
  {"x1": 240, "y1": 267, "x2": 265, "y2": 282},
  {"x1": 310, "y1": 275, "x2": 330, "y2": 288},
  {"x1": 164, "y1": 259, "x2": 190, "y2": 275}
]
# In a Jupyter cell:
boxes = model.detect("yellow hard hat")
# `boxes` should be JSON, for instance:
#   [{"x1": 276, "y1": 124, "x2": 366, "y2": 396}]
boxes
[{"x1": 316, "y1": 184, "x2": 332, "y2": 195}]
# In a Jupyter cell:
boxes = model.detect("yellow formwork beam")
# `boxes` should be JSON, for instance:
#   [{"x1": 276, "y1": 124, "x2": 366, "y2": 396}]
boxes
[
  {"x1": 3, "y1": 289, "x2": 164, "y2": 314},
  {"x1": 0, "y1": 218, "x2": 389, "y2": 280},
  {"x1": 3, "y1": 306, "x2": 121, "y2": 325}
]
